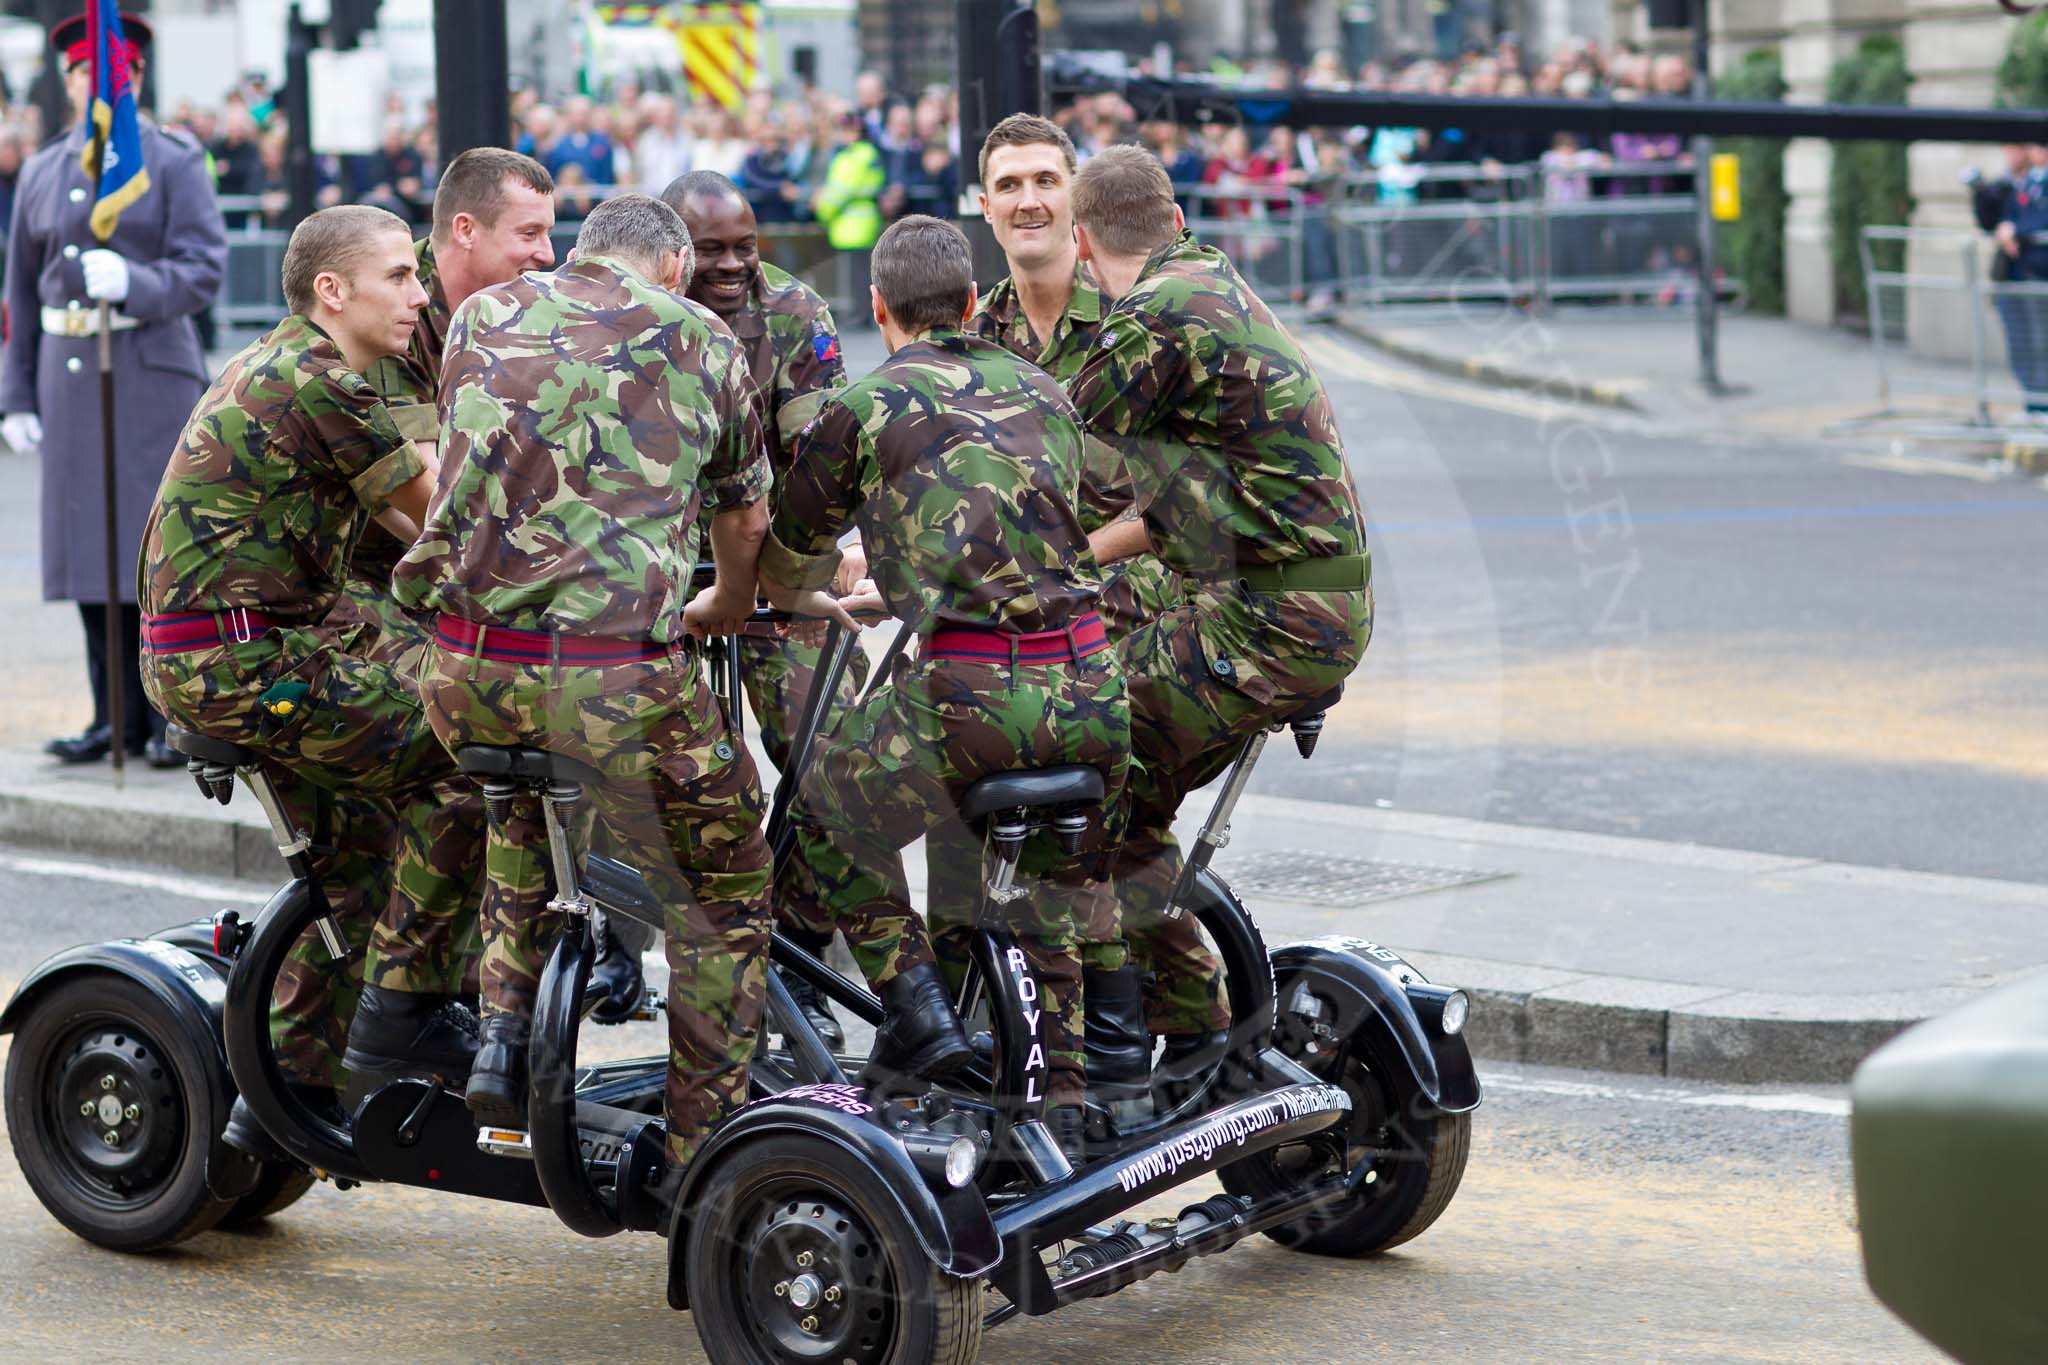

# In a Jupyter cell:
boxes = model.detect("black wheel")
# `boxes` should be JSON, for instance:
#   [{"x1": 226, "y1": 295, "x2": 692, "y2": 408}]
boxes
[
  {"x1": 2, "y1": 975, "x2": 237, "y2": 1251},
  {"x1": 218, "y1": 1164, "x2": 317, "y2": 1228},
  {"x1": 1220, "y1": 981, "x2": 1471, "y2": 1257},
  {"x1": 685, "y1": 1134, "x2": 983, "y2": 1364}
]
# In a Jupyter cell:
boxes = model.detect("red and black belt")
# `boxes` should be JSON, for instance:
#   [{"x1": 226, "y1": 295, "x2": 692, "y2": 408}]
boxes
[
  {"x1": 141, "y1": 608, "x2": 287, "y2": 654},
  {"x1": 925, "y1": 613, "x2": 1110, "y2": 664},
  {"x1": 434, "y1": 614, "x2": 669, "y2": 665}
]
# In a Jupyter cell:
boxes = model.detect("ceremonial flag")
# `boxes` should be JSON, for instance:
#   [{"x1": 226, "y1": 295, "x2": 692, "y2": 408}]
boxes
[{"x1": 76, "y1": 0, "x2": 149, "y2": 242}]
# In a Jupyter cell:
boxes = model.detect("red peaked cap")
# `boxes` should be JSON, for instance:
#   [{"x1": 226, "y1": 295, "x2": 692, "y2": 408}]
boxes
[{"x1": 48, "y1": 12, "x2": 152, "y2": 69}]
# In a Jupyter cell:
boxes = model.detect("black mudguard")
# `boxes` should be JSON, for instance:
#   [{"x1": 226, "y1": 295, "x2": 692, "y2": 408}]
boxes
[
  {"x1": 0, "y1": 937, "x2": 263, "y2": 1200},
  {"x1": 665, "y1": 1088, "x2": 1002, "y2": 1310},
  {"x1": 1270, "y1": 936, "x2": 1482, "y2": 1115}
]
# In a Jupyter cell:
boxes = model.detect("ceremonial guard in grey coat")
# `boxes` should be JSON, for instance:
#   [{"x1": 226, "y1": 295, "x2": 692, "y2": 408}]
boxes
[{"x1": 0, "y1": 13, "x2": 225, "y2": 765}]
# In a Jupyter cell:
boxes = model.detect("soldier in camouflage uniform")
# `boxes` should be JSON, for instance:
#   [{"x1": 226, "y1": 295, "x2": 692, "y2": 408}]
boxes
[
  {"x1": 139, "y1": 205, "x2": 485, "y2": 1084},
  {"x1": 954, "y1": 114, "x2": 1185, "y2": 1095},
  {"x1": 762, "y1": 216, "x2": 1129, "y2": 1131},
  {"x1": 661, "y1": 171, "x2": 869, "y2": 1048},
  {"x1": 393, "y1": 194, "x2": 776, "y2": 1163},
  {"x1": 1065, "y1": 148, "x2": 1373, "y2": 1070},
  {"x1": 270, "y1": 151, "x2": 562, "y2": 1083}
]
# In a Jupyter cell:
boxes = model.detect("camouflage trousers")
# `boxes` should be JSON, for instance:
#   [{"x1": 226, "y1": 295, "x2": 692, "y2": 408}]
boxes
[
  {"x1": 143, "y1": 616, "x2": 485, "y2": 1010},
  {"x1": 1093, "y1": 553, "x2": 1183, "y2": 642},
  {"x1": 263, "y1": 603, "x2": 483, "y2": 1088},
  {"x1": 1089, "y1": 582, "x2": 1371, "y2": 1036},
  {"x1": 918, "y1": 561, "x2": 1177, "y2": 975},
  {"x1": 778, "y1": 652, "x2": 1129, "y2": 1108},
  {"x1": 728, "y1": 619, "x2": 873, "y2": 775},
  {"x1": 418, "y1": 644, "x2": 772, "y2": 1166}
]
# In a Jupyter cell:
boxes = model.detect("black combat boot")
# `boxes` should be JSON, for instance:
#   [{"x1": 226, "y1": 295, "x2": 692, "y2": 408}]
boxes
[
  {"x1": 1083, "y1": 965, "x2": 1153, "y2": 1096},
  {"x1": 584, "y1": 933, "x2": 646, "y2": 1024},
  {"x1": 866, "y1": 962, "x2": 971, "y2": 1082},
  {"x1": 781, "y1": 970, "x2": 846, "y2": 1050},
  {"x1": 222, "y1": 1094, "x2": 290, "y2": 1164},
  {"x1": 341, "y1": 985, "x2": 481, "y2": 1079},
  {"x1": 1047, "y1": 1104, "x2": 1089, "y2": 1166},
  {"x1": 1153, "y1": 1029, "x2": 1231, "y2": 1109},
  {"x1": 465, "y1": 1014, "x2": 531, "y2": 1127},
  {"x1": 778, "y1": 928, "x2": 845, "y2": 1049}
]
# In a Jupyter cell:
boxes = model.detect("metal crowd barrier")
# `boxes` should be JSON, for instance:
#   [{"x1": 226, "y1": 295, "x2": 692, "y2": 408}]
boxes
[
  {"x1": 210, "y1": 161, "x2": 1716, "y2": 340},
  {"x1": 1837, "y1": 224, "x2": 2048, "y2": 442}
]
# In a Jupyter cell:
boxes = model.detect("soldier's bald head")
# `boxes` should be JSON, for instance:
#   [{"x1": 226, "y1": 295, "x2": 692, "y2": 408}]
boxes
[
  {"x1": 662, "y1": 174, "x2": 760, "y2": 318},
  {"x1": 659, "y1": 171, "x2": 748, "y2": 220},
  {"x1": 1072, "y1": 145, "x2": 1179, "y2": 259}
]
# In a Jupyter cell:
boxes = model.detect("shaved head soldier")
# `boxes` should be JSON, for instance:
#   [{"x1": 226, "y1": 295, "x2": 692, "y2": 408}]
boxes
[
  {"x1": 395, "y1": 194, "x2": 776, "y2": 1169},
  {"x1": 140, "y1": 205, "x2": 487, "y2": 1087},
  {"x1": 1065, "y1": 147, "x2": 1373, "y2": 1079},
  {"x1": 659, "y1": 168, "x2": 867, "y2": 1048},
  {"x1": 274, "y1": 149, "x2": 556, "y2": 1097},
  {"x1": 762, "y1": 216, "x2": 1130, "y2": 1146}
]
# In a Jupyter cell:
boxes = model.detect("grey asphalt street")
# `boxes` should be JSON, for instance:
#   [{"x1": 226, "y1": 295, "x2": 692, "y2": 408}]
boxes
[
  {"x1": 1267, "y1": 328, "x2": 2048, "y2": 884},
  {"x1": 0, "y1": 858, "x2": 1931, "y2": 1363}
]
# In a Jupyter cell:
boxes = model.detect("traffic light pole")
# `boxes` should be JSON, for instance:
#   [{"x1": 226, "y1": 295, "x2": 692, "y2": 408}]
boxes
[
  {"x1": 284, "y1": 3, "x2": 316, "y2": 229},
  {"x1": 1692, "y1": 0, "x2": 1721, "y2": 392},
  {"x1": 436, "y1": 0, "x2": 511, "y2": 162},
  {"x1": 956, "y1": 0, "x2": 1043, "y2": 287}
]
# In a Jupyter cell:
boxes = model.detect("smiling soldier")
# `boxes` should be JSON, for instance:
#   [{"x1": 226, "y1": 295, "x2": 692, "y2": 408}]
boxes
[
  {"x1": 660, "y1": 170, "x2": 869, "y2": 1048},
  {"x1": 139, "y1": 205, "x2": 486, "y2": 1083}
]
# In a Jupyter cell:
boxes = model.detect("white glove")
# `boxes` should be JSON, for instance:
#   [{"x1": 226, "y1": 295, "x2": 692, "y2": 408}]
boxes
[
  {"x1": 80, "y1": 249, "x2": 131, "y2": 304},
  {"x1": 2, "y1": 412, "x2": 43, "y2": 454}
]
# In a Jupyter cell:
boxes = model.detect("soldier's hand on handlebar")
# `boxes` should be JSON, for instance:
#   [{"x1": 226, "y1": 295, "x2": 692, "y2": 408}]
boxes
[
  {"x1": 837, "y1": 578, "x2": 886, "y2": 619},
  {"x1": 682, "y1": 582, "x2": 758, "y2": 639},
  {"x1": 759, "y1": 577, "x2": 863, "y2": 633},
  {"x1": 833, "y1": 541, "x2": 869, "y2": 595}
]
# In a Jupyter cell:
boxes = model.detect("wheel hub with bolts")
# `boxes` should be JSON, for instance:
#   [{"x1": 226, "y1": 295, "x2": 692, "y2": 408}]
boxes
[
  {"x1": 53, "y1": 1026, "x2": 181, "y2": 1193},
  {"x1": 744, "y1": 1194, "x2": 888, "y2": 1362}
]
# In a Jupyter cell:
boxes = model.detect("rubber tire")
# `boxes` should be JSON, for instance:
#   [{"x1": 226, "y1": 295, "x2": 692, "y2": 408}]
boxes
[
  {"x1": 685, "y1": 1133, "x2": 984, "y2": 1364},
  {"x1": 1221, "y1": 1024, "x2": 1471, "y2": 1257},
  {"x1": 218, "y1": 1164, "x2": 317, "y2": 1228},
  {"x1": 2, "y1": 974, "x2": 237, "y2": 1252}
]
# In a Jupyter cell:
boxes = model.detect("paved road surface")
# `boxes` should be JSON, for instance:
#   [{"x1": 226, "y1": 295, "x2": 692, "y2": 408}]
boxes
[{"x1": 0, "y1": 857, "x2": 1931, "y2": 1362}]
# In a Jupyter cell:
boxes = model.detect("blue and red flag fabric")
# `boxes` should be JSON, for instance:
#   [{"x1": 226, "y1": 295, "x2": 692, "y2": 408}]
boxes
[
  {"x1": 813, "y1": 332, "x2": 841, "y2": 366},
  {"x1": 75, "y1": 0, "x2": 149, "y2": 242}
]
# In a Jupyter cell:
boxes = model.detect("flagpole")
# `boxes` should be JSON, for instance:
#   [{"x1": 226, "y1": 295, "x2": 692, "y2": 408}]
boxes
[
  {"x1": 88, "y1": 28, "x2": 122, "y2": 788},
  {"x1": 98, "y1": 290, "x2": 120, "y2": 786}
]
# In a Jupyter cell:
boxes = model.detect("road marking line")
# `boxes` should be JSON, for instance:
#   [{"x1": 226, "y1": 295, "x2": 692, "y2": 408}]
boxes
[
  {"x1": 1840, "y1": 451, "x2": 2009, "y2": 483},
  {"x1": 0, "y1": 852, "x2": 271, "y2": 905},
  {"x1": 1480, "y1": 1071, "x2": 1849, "y2": 1118}
]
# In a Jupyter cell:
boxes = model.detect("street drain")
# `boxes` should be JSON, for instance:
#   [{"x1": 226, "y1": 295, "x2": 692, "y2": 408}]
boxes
[{"x1": 1215, "y1": 849, "x2": 1509, "y2": 907}]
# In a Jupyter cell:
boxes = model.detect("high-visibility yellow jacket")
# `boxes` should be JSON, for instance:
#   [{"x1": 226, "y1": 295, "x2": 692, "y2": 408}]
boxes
[{"x1": 814, "y1": 139, "x2": 885, "y2": 250}]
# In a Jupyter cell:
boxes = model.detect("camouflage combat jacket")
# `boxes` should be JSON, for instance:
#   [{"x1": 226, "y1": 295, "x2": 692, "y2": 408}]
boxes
[
  {"x1": 758, "y1": 326, "x2": 1100, "y2": 632},
  {"x1": 965, "y1": 258, "x2": 1132, "y2": 533},
  {"x1": 364, "y1": 237, "x2": 451, "y2": 442},
  {"x1": 140, "y1": 314, "x2": 423, "y2": 620},
  {"x1": 391, "y1": 253, "x2": 770, "y2": 643},
  {"x1": 1065, "y1": 231, "x2": 1369, "y2": 581},
  {"x1": 728, "y1": 260, "x2": 846, "y2": 469}
]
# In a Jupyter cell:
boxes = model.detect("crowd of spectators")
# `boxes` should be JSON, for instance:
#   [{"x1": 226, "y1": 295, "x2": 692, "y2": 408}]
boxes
[
  {"x1": 1046, "y1": 37, "x2": 1703, "y2": 309},
  {"x1": 0, "y1": 32, "x2": 1710, "y2": 322},
  {"x1": 103, "y1": 70, "x2": 970, "y2": 242}
]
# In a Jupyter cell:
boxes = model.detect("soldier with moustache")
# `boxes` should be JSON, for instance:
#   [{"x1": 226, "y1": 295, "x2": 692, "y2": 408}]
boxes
[{"x1": 2, "y1": 12, "x2": 225, "y2": 767}]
